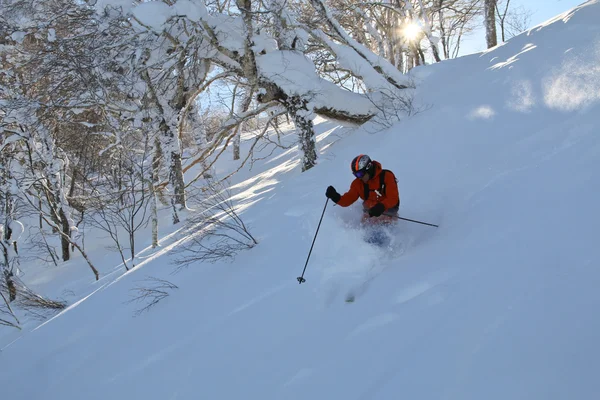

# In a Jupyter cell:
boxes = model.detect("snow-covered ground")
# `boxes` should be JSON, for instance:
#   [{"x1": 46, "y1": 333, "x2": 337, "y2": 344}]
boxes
[{"x1": 3, "y1": 1, "x2": 600, "y2": 399}]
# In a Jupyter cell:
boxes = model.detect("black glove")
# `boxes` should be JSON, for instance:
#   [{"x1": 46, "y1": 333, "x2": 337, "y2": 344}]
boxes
[
  {"x1": 368, "y1": 203, "x2": 385, "y2": 217},
  {"x1": 326, "y1": 186, "x2": 341, "y2": 203}
]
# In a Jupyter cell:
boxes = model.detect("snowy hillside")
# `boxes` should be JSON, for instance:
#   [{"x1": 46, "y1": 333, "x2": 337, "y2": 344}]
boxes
[{"x1": 2, "y1": 1, "x2": 600, "y2": 399}]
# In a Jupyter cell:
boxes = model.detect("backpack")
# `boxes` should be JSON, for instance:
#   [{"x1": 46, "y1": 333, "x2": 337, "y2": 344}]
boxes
[{"x1": 363, "y1": 169, "x2": 399, "y2": 208}]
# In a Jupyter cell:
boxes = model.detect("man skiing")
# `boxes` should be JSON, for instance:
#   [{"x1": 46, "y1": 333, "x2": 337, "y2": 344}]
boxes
[{"x1": 325, "y1": 154, "x2": 400, "y2": 225}]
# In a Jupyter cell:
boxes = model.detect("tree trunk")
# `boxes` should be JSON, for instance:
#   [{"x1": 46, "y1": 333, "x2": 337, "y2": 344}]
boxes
[
  {"x1": 170, "y1": 149, "x2": 186, "y2": 208},
  {"x1": 484, "y1": 0, "x2": 498, "y2": 48},
  {"x1": 141, "y1": 65, "x2": 187, "y2": 218},
  {"x1": 59, "y1": 208, "x2": 71, "y2": 261},
  {"x1": 1, "y1": 216, "x2": 16, "y2": 301},
  {"x1": 162, "y1": 123, "x2": 186, "y2": 209},
  {"x1": 150, "y1": 184, "x2": 159, "y2": 248},
  {"x1": 283, "y1": 96, "x2": 317, "y2": 172},
  {"x1": 233, "y1": 88, "x2": 254, "y2": 161},
  {"x1": 438, "y1": 6, "x2": 449, "y2": 59},
  {"x1": 40, "y1": 213, "x2": 99, "y2": 280},
  {"x1": 151, "y1": 138, "x2": 160, "y2": 248},
  {"x1": 70, "y1": 240, "x2": 99, "y2": 280},
  {"x1": 233, "y1": 127, "x2": 241, "y2": 161},
  {"x1": 3, "y1": 270, "x2": 16, "y2": 302},
  {"x1": 417, "y1": 44, "x2": 426, "y2": 66},
  {"x1": 158, "y1": 119, "x2": 185, "y2": 223},
  {"x1": 129, "y1": 224, "x2": 136, "y2": 269}
]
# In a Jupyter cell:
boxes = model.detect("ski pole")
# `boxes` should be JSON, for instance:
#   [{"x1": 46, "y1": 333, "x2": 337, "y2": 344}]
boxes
[
  {"x1": 297, "y1": 198, "x2": 329, "y2": 284},
  {"x1": 393, "y1": 215, "x2": 438, "y2": 228}
]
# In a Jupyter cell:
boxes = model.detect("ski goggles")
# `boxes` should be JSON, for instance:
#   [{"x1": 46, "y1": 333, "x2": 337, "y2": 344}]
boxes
[{"x1": 353, "y1": 170, "x2": 367, "y2": 178}]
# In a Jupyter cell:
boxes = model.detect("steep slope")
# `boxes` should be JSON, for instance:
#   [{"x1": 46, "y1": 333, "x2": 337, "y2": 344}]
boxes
[{"x1": 2, "y1": 1, "x2": 600, "y2": 400}]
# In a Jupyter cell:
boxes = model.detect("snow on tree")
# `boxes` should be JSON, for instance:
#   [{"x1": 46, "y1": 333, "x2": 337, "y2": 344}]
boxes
[
  {"x1": 0, "y1": 0, "x2": 450, "y2": 282},
  {"x1": 93, "y1": 0, "x2": 415, "y2": 171}
]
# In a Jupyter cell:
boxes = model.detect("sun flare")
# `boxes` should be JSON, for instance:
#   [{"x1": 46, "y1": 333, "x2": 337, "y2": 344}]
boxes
[{"x1": 403, "y1": 22, "x2": 422, "y2": 41}]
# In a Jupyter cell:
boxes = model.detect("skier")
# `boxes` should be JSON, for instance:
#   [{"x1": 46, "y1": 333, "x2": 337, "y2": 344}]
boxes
[{"x1": 325, "y1": 154, "x2": 400, "y2": 226}]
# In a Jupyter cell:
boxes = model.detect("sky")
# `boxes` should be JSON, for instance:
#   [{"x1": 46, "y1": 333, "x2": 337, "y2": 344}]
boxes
[{"x1": 460, "y1": 0, "x2": 587, "y2": 55}]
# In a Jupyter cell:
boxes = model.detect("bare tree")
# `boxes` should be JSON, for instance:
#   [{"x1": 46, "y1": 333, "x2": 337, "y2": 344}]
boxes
[
  {"x1": 174, "y1": 179, "x2": 258, "y2": 270},
  {"x1": 0, "y1": 290, "x2": 20, "y2": 329},
  {"x1": 87, "y1": 135, "x2": 154, "y2": 271},
  {"x1": 181, "y1": 104, "x2": 291, "y2": 189},
  {"x1": 364, "y1": 83, "x2": 428, "y2": 132},
  {"x1": 1, "y1": 276, "x2": 66, "y2": 320},
  {"x1": 0, "y1": 273, "x2": 66, "y2": 328},
  {"x1": 126, "y1": 277, "x2": 178, "y2": 317},
  {"x1": 496, "y1": 0, "x2": 532, "y2": 41},
  {"x1": 431, "y1": 0, "x2": 482, "y2": 59},
  {"x1": 24, "y1": 227, "x2": 60, "y2": 266},
  {"x1": 19, "y1": 193, "x2": 100, "y2": 279}
]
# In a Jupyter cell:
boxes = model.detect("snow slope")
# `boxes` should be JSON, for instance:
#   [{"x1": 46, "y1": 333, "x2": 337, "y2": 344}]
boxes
[{"x1": 3, "y1": 1, "x2": 600, "y2": 399}]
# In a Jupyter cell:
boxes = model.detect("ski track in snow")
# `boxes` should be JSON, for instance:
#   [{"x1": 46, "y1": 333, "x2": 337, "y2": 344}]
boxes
[
  {"x1": 346, "y1": 313, "x2": 399, "y2": 339},
  {"x1": 227, "y1": 282, "x2": 290, "y2": 316},
  {"x1": 282, "y1": 368, "x2": 314, "y2": 387},
  {"x1": 394, "y1": 282, "x2": 436, "y2": 305}
]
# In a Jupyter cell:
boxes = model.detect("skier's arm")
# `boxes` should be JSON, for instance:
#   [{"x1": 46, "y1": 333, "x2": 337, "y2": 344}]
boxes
[{"x1": 337, "y1": 180, "x2": 361, "y2": 207}]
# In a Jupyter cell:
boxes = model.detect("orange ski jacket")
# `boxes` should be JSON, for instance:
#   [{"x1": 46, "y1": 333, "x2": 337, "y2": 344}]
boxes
[{"x1": 337, "y1": 161, "x2": 400, "y2": 211}]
